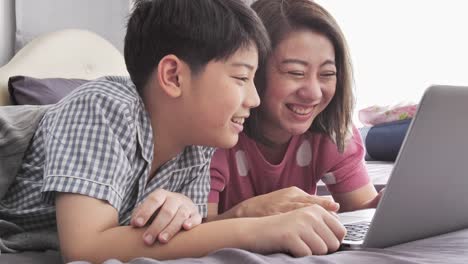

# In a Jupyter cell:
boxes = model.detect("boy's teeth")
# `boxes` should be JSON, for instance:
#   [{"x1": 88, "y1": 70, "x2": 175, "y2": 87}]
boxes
[
  {"x1": 288, "y1": 104, "x2": 313, "y2": 115},
  {"x1": 231, "y1": 117, "x2": 244, "y2": 125}
]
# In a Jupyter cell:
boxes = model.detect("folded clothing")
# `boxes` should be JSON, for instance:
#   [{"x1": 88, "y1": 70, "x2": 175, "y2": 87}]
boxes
[{"x1": 364, "y1": 119, "x2": 411, "y2": 161}]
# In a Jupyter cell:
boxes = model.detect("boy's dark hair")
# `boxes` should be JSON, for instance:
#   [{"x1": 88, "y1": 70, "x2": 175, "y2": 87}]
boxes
[
  {"x1": 125, "y1": 0, "x2": 271, "y2": 94},
  {"x1": 247, "y1": 0, "x2": 354, "y2": 152}
]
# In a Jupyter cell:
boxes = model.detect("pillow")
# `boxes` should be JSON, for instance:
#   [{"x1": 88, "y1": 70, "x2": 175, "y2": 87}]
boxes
[
  {"x1": 8, "y1": 76, "x2": 88, "y2": 105},
  {"x1": 365, "y1": 119, "x2": 412, "y2": 161}
]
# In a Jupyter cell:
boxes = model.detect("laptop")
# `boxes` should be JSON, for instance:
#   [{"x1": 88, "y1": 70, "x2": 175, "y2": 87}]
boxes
[{"x1": 339, "y1": 85, "x2": 468, "y2": 249}]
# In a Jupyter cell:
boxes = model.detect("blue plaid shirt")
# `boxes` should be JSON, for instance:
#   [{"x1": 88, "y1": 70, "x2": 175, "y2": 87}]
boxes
[{"x1": 0, "y1": 76, "x2": 214, "y2": 231}]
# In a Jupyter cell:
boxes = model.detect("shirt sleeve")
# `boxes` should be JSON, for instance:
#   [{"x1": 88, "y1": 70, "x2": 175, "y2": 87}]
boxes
[
  {"x1": 321, "y1": 125, "x2": 370, "y2": 194},
  {"x1": 208, "y1": 148, "x2": 230, "y2": 203},
  {"x1": 180, "y1": 147, "x2": 215, "y2": 218},
  {"x1": 41, "y1": 91, "x2": 134, "y2": 211}
]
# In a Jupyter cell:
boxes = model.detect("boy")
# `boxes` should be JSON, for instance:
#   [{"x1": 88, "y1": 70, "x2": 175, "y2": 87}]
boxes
[{"x1": 0, "y1": 0, "x2": 345, "y2": 262}]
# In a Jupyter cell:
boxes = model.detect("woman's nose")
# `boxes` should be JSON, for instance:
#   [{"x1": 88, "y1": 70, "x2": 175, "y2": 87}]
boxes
[{"x1": 297, "y1": 77, "x2": 322, "y2": 100}]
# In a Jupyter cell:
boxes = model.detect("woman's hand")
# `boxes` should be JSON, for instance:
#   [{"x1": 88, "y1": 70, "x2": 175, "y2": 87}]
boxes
[
  {"x1": 362, "y1": 188, "x2": 385, "y2": 209},
  {"x1": 236, "y1": 186, "x2": 340, "y2": 217},
  {"x1": 130, "y1": 189, "x2": 201, "y2": 245}
]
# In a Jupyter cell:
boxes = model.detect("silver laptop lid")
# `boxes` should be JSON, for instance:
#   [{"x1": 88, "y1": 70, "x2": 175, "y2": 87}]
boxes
[{"x1": 363, "y1": 85, "x2": 468, "y2": 248}]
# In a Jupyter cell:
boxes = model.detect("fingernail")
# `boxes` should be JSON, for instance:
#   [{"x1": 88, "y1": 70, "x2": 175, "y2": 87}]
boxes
[
  {"x1": 136, "y1": 217, "x2": 144, "y2": 226},
  {"x1": 144, "y1": 234, "x2": 154, "y2": 244},
  {"x1": 185, "y1": 222, "x2": 192, "y2": 229},
  {"x1": 159, "y1": 233, "x2": 168, "y2": 242}
]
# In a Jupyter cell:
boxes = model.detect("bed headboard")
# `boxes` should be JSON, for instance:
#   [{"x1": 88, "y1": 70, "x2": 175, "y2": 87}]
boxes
[{"x1": 0, "y1": 29, "x2": 128, "y2": 106}]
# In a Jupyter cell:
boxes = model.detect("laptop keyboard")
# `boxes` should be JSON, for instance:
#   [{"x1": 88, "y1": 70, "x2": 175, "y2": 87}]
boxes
[{"x1": 344, "y1": 221, "x2": 370, "y2": 241}]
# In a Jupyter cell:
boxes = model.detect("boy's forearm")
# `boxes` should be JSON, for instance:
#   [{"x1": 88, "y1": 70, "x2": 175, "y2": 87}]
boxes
[{"x1": 67, "y1": 217, "x2": 256, "y2": 263}]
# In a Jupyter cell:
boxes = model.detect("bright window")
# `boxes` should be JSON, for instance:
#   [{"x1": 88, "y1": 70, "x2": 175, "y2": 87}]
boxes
[{"x1": 317, "y1": 0, "x2": 468, "y2": 126}]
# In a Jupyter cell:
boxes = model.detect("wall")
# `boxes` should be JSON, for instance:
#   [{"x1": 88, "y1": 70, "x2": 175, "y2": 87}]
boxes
[
  {"x1": 316, "y1": 0, "x2": 468, "y2": 126},
  {"x1": 0, "y1": 0, "x2": 130, "y2": 67},
  {"x1": 0, "y1": 0, "x2": 15, "y2": 66},
  {"x1": 15, "y1": 0, "x2": 129, "y2": 53}
]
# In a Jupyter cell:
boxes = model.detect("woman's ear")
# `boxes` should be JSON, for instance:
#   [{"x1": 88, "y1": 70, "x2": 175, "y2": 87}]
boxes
[{"x1": 157, "y1": 55, "x2": 183, "y2": 98}]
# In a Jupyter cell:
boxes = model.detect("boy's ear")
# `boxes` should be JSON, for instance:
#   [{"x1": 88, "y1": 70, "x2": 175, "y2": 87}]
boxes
[{"x1": 157, "y1": 55, "x2": 183, "y2": 98}]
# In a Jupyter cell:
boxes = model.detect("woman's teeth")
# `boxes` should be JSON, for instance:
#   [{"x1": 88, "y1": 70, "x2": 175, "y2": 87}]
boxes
[{"x1": 287, "y1": 104, "x2": 313, "y2": 115}]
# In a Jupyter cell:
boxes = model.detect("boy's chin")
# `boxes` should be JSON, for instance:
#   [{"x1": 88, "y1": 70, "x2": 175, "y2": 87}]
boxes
[{"x1": 213, "y1": 134, "x2": 239, "y2": 149}]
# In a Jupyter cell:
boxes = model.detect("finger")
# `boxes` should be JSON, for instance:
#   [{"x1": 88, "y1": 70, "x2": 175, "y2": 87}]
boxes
[
  {"x1": 330, "y1": 211, "x2": 339, "y2": 219},
  {"x1": 157, "y1": 206, "x2": 192, "y2": 243},
  {"x1": 285, "y1": 235, "x2": 312, "y2": 257},
  {"x1": 322, "y1": 211, "x2": 347, "y2": 242},
  {"x1": 295, "y1": 195, "x2": 340, "y2": 212},
  {"x1": 280, "y1": 202, "x2": 314, "y2": 213},
  {"x1": 312, "y1": 216, "x2": 342, "y2": 253},
  {"x1": 183, "y1": 213, "x2": 202, "y2": 230},
  {"x1": 300, "y1": 230, "x2": 329, "y2": 255},
  {"x1": 143, "y1": 198, "x2": 180, "y2": 245},
  {"x1": 131, "y1": 190, "x2": 167, "y2": 227}
]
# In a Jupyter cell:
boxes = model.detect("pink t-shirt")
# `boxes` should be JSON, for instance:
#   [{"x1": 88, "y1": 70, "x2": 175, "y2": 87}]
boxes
[{"x1": 209, "y1": 126, "x2": 370, "y2": 213}]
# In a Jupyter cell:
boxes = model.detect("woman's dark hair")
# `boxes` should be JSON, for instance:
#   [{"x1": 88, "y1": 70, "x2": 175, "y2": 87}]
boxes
[{"x1": 247, "y1": 0, "x2": 354, "y2": 152}]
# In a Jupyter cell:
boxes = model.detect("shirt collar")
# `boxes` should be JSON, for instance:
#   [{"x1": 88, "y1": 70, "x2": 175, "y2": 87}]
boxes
[{"x1": 135, "y1": 91, "x2": 154, "y2": 164}]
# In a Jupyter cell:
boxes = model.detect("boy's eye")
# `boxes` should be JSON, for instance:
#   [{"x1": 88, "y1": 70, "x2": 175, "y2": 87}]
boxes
[{"x1": 233, "y1": 76, "x2": 249, "y2": 82}]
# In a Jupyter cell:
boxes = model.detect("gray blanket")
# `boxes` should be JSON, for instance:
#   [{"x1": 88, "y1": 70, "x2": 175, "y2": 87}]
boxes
[
  {"x1": 62, "y1": 228, "x2": 468, "y2": 264},
  {"x1": 0, "y1": 105, "x2": 60, "y2": 253},
  {"x1": 2, "y1": 228, "x2": 468, "y2": 264},
  {"x1": 0, "y1": 105, "x2": 50, "y2": 199}
]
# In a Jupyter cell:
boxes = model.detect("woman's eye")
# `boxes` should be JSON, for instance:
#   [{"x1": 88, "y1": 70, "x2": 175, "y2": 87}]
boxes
[
  {"x1": 321, "y1": 71, "x2": 337, "y2": 78},
  {"x1": 288, "y1": 71, "x2": 305, "y2": 77}
]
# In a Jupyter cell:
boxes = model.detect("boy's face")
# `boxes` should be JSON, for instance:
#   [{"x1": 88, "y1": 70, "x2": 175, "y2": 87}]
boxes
[
  {"x1": 259, "y1": 29, "x2": 337, "y2": 143},
  {"x1": 182, "y1": 45, "x2": 260, "y2": 148}
]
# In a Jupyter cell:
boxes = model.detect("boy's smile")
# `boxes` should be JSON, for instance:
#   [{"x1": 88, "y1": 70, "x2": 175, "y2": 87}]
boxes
[
  {"x1": 180, "y1": 44, "x2": 260, "y2": 148},
  {"x1": 231, "y1": 116, "x2": 247, "y2": 133}
]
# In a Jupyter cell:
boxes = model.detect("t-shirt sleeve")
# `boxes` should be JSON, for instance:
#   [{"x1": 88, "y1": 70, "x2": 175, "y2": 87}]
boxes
[
  {"x1": 208, "y1": 148, "x2": 230, "y2": 203},
  {"x1": 41, "y1": 92, "x2": 134, "y2": 211},
  {"x1": 321, "y1": 125, "x2": 370, "y2": 194}
]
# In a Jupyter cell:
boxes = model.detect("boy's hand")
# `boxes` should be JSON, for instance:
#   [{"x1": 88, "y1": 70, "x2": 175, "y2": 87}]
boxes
[
  {"x1": 248, "y1": 204, "x2": 346, "y2": 256},
  {"x1": 130, "y1": 189, "x2": 201, "y2": 245},
  {"x1": 237, "y1": 187, "x2": 340, "y2": 217}
]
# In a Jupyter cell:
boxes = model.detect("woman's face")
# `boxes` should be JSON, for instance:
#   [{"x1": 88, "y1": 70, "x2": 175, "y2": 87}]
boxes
[{"x1": 259, "y1": 29, "x2": 337, "y2": 144}]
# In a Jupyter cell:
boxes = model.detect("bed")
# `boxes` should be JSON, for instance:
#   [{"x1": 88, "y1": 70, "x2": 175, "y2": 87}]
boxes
[{"x1": 1, "y1": 29, "x2": 468, "y2": 264}]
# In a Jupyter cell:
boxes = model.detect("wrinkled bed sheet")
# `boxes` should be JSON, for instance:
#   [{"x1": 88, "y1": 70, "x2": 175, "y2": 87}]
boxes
[
  {"x1": 7, "y1": 228, "x2": 462, "y2": 264},
  {"x1": 105, "y1": 228, "x2": 468, "y2": 264}
]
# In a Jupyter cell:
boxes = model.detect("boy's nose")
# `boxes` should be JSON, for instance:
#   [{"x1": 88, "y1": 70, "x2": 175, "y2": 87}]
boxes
[{"x1": 244, "y1": 83, "x2": 261, "y2": 108}]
